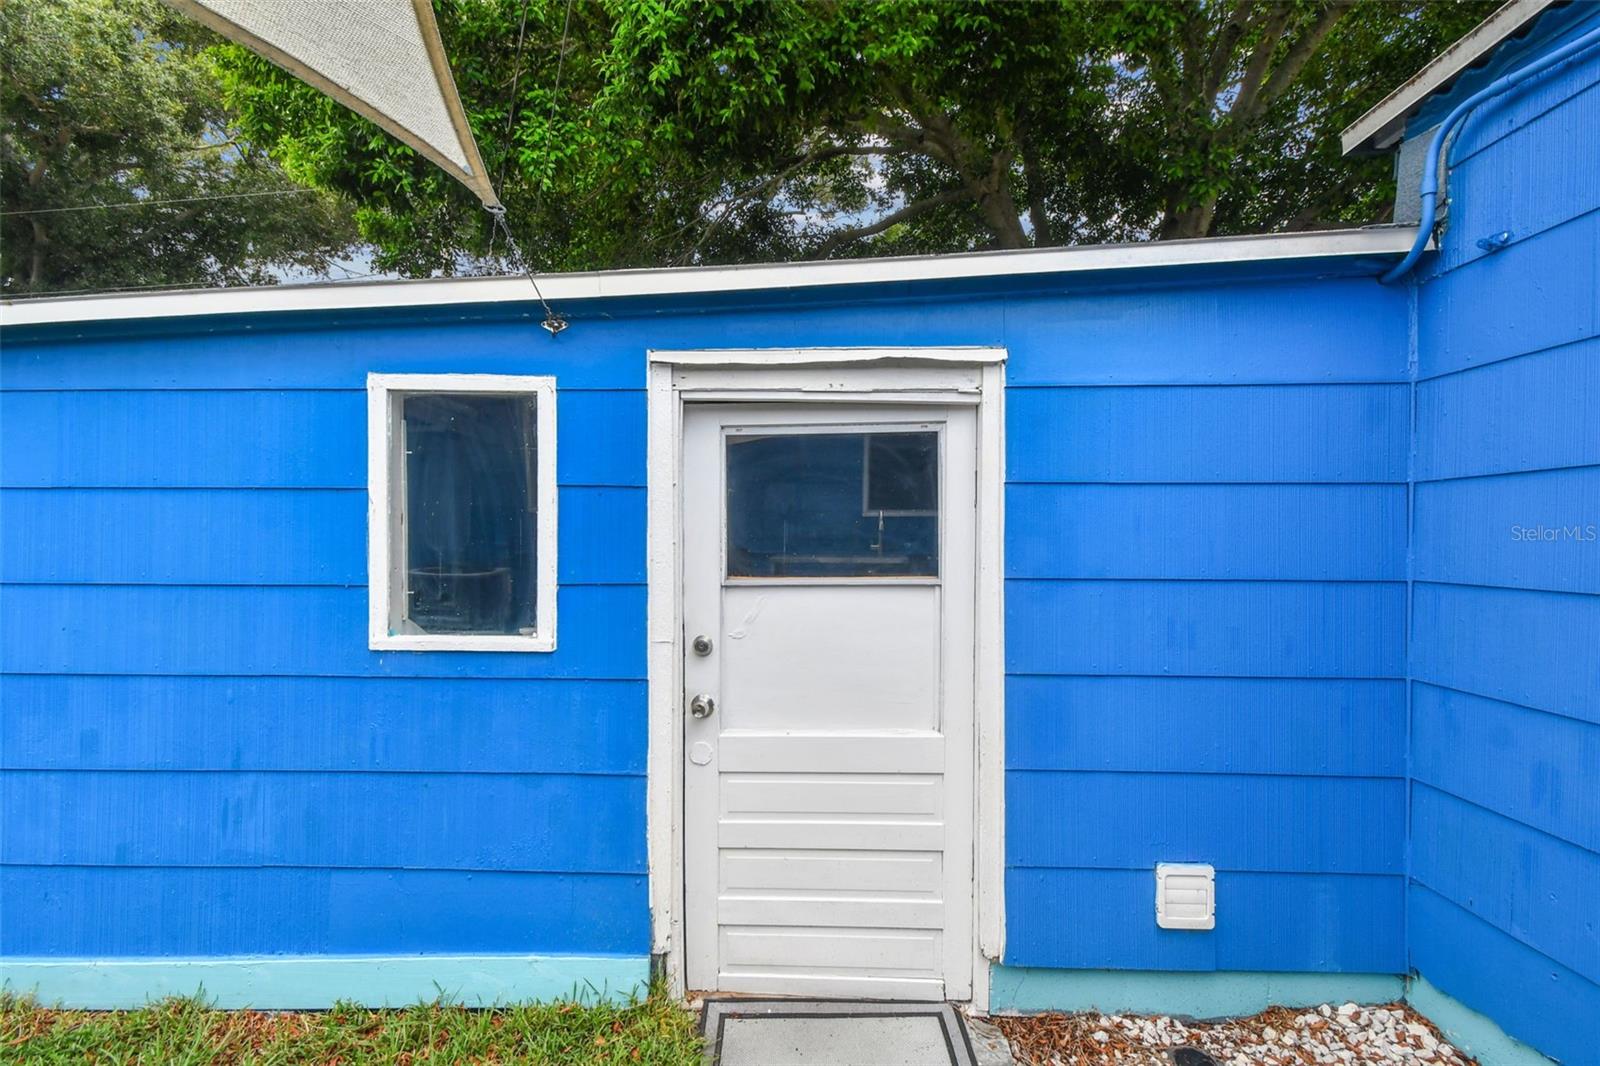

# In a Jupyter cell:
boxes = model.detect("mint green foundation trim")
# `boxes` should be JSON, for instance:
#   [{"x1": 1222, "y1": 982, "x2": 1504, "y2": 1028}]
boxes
[
  {"x1": 2, "y1": 954, "x2": 650, "y2": 1010},
  {"x1": 988, "y1": 966, "x2": 1404, "y2": 1019},
  {"x1": 1405, "y1": 976, "x2": 1556, "y2": 1066}
]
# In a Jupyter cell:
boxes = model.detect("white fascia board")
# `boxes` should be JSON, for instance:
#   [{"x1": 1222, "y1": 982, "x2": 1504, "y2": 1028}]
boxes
[
  {"x1": 0, "y1": 227, "x2": 1419, "y2": 330},
  {"x1": 1340, "y1": 0, "x2": 1556, "y2": 155}
]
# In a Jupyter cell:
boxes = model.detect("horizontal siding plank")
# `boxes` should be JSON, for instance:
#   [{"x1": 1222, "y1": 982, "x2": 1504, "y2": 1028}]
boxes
[
  {"x1": 1411, "y1": 785, "x2": 1600, "y2": 984},
  {"x1": 1415, "y1": 337, "x2": 1600, "y2": 481},
  {"x1": 1007, "y1": 483, "x2": 1405, "y2": 580},
  {"x1": 1410, "y1": 583, "x2": 1600, "y2": 724},
  {"x1": 1003, "y1": 869, "x2": 1404, "y2": 972},
  {"x1": 1000, "y1": 277, "x2": 1408, "y2": 385},
  {"x1": 1, "y1": 389, "x2": 363, "y2": 488},
  {"x1": 0, "y1": 675, "x2": 643, "y2": 774},
  {"x1": 1407, "y1": 885, "x2": 1600, "y2": 1066},
  {"x1": 1418, "y1": 209, "x2": 1599, "y2": 379},
  {"x1": 0, "y1": 770, "x2": 645, "y2": 874},
  {"x1": 0, "y1": 301, "x2": 1007, "y2": 390},
  {"x1": 1413, "y1": 467, "x2": 1600, "y2": 594},
  {"x1": 0, "y1": 488, "x2": 361, "y2": 585},
  {"x1": 0, "y1": 584, "x2": 644, "y2": 679},
  {"x1": 0, "y1": 864, "x2": 647, "y2": 956},
  {"x1": 1006, "y1": 677, "x2": 1404, "y2": 777},
  {"x1": 557, "y1": 390, "x2": 646, "y2": 486},
  {"x1": 0, "y1": 485, "x2": 644, "y2": 586},
  {"x1": 1005, "y1": 385, "x2": 1409, "y2": 484},
  {"x1": 0, "y1": 321, "x2": 645, "y2": 391},
  {"x1": 0, "y1": 389, "x2": 643, "y2": 488},
  {"x1": 1006, "y1": 772, "x2": 1403, "y2": 874},
  {"x1": 556, "y1": 487, "x2": 646, "y2": 584},
  {"x1": 1005, "y1": 580, "x2": 1406, "y2": 678},
  {"x1": 1412, "y1": 684, "x2": 1600, "y2": 852}
]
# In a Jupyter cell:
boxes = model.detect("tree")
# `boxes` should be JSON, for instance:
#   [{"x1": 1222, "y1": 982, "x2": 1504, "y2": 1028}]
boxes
[
  {"x1": 1, "y1": 0, "x2": 358, "y2": 295},
  {"x1": 216, "y1": 1, "x2": 1499, "y2": 274}
]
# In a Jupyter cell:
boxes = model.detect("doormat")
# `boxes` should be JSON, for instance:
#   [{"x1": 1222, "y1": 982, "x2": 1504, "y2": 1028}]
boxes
[{"x1": 700, "y1": 1000, "x2": 978, "y2": 1066}]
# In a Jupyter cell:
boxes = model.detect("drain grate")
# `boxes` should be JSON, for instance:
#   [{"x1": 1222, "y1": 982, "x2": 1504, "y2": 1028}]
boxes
[{"x1": 700, "y1": 1000, "x2": 977, "y2": 1066}]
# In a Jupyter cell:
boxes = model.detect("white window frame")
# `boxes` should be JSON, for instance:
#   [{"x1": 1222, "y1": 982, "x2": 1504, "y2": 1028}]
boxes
[{"x1": 367, "y1": 372, "x2": 558, "y2": 653}]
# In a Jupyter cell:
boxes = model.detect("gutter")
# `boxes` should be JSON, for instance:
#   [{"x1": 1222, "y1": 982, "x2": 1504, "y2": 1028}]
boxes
[{"x1": 1, "y1": 227, "x2": 1419, "y2": 331}]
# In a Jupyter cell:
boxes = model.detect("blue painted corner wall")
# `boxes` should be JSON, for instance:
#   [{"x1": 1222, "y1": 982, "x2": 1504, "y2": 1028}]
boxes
[{"x1": 1400, "y1": 9, "x2": 1600, "y2": 1064}]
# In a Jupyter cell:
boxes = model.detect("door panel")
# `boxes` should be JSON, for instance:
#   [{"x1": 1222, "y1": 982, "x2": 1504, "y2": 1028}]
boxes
[
  {"x1": 721, "y1": 849, "x2": 943, "y2": 893},
  {"x1": 720, "y1": 775, "x2": 944, "y2": 817},
  {"x1": 721, "y1": 585, "x2": 940, "y2": 732},
  {"x1": 682, "y1": 403, "x2": 976, "y2": 1001}
]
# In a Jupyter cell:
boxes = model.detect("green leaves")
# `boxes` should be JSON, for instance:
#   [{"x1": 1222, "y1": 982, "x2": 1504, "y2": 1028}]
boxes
[
  {"x1": 1, "y1": 0, "x2": 359, "y2": 294},
  {"x1": 11, "y1": 0, "x2": 1503, "y2": 286}
]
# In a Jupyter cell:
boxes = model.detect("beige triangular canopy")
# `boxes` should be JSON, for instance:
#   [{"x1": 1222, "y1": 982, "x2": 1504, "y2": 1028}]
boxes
[{"x1": 166, "y1": 0, "x2": 499, "y2": 207}]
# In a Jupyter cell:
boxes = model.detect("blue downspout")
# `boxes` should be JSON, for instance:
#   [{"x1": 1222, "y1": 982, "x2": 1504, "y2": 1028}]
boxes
[{"x1": 1380, "y1": 20, "x2": 1600, "y2": 284}]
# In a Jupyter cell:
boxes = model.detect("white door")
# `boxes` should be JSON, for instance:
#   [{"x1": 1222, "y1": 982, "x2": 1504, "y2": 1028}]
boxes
[{"x1": 682, "y1": 402, "x2": 976, "y2": 1001}]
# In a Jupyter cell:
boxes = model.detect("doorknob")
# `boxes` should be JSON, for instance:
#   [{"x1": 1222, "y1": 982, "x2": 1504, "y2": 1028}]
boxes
[{"x1": 689, "y1": 694, "x2": 716, "y2": 719}]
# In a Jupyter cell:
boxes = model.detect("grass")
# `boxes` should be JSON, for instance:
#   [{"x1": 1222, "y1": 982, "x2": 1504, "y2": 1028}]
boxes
[{"x1": 0, "y1": 986, "x2": 704, "y2": 1065}]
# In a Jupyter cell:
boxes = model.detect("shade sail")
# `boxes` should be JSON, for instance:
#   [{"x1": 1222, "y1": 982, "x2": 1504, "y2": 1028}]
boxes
[{"x1": 166, "y1": 0, "x2": 499, "y2": 207}]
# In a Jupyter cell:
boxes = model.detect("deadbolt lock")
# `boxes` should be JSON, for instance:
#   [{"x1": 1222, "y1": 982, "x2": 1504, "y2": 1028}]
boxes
[{"x1": 691, "y1": 634, "x2": 714, "y2": 656}]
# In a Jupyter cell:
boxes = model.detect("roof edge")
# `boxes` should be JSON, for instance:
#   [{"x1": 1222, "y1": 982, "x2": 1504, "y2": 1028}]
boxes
[
  {"x1": 0, "y1": 227, "x2": 1419, "y2": 330},
  {"x1": 1341, "y1": 0, "x2": 1557, "y2": 156}
]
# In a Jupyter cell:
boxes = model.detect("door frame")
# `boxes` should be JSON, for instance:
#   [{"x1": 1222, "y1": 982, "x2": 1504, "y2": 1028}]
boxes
[{"x1": 644, "y1": 347, "x2": 1007, "y2": 1009}]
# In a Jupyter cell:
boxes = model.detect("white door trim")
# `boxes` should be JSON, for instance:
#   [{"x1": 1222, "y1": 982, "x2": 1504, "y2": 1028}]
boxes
[{"x1": 645, "y1": 347, "x2": 1006, "y2": 1010}]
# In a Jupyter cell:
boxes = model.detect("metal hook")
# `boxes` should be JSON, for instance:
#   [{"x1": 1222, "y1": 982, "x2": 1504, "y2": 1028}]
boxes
[{"x1": 485, "y1": 204, "x2": 568, "y2": 339}]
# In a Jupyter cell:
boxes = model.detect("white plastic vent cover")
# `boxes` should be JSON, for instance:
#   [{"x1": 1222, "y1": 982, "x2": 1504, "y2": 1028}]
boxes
[
  {"x1": 164, "y1": 0, "x2": 498, "y2": 207},
  {"x1": 1156, "y1": 863, "x2": 1215, "y2": 930}
]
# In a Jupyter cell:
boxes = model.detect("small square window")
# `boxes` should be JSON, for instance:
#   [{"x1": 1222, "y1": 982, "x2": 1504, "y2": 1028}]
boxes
[{"x1": 368, "y1": 374, "x2": 557, "y2": 651}]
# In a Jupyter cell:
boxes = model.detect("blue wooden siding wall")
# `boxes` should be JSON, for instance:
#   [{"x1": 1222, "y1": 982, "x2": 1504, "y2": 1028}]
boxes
[
  {"x1": 0, "y1": 325, "x2": 653, "y2": 959},
  {"x1": 1001, "y1": 284, "x2": 1411, "y2": 975},
  {"x1": 1402, "y1": 12, "x2": 1600, "y2": 1064},
  {"x1": 1, "y1": 267, "x2": 1412, "y2": 976}
]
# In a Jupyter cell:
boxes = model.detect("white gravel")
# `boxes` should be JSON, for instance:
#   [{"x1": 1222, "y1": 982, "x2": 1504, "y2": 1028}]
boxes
[{"x1": 995, "y1": 1001, "x2": 1473, "y2": 1066}]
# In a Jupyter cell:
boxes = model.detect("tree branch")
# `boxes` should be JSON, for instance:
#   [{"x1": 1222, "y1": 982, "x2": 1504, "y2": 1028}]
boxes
[
  {"x1": 1203, "y1": 0, "x2": 1255, "y2": 101},
  {"x1": 670, "y1": 140, "x2": 903, "y2": 263},
  {"x1": 862, "y1": 112, "x2": 961, "y2": 169},
  {"x1": 1228, "y1": 6, "x2": 1290, "y2": 123},
  {"x1": 1252, "y1": 1, "x2": 1353, "y2": 113},
  {"x1": 1017, "y1": 117, "x2": 1053, "y2": 247},
  {"x1": 806, "y1": 186, "x2": 970, "y2": 259}
]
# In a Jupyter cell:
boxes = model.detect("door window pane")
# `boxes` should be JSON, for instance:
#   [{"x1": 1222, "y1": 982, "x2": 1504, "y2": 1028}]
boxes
[
  {"x1": 402, "y1": 393, "x2": 538, "y2": 634},
  {"x1": 726, "y1": 431, "x2": 938, "y2": 577},
  {"x1": 865, "y1": 433, "x2": 939, "y2": 514}
]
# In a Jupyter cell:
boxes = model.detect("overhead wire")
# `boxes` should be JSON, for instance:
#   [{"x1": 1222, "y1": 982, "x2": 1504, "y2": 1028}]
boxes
[
  {"x1": 1, "y1": 187, "x2": 318, "y2": 217},
  {"x1": 485, "y1": 0, "x2": 576, "y2": 336},
  {"x1": 488, "y1": 0, "x2": 534, "y2": 261}
]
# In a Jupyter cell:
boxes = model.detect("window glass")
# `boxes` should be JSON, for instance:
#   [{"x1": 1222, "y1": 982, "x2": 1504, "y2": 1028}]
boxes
[
  {"x1": 865, "y1": 433, "x2": 939, "y2": 514},
  {"x1": 402, "y1": 393, "x2": 538, "y2": 634},
  {"x1": 726, "y1": 430, "x2": 938, "y2": 578}
]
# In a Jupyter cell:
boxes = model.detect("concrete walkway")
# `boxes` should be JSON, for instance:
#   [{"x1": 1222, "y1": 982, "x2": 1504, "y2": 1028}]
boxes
[{"x1": 701, "y1": 1000, "x2": 988, "y2": 1066}]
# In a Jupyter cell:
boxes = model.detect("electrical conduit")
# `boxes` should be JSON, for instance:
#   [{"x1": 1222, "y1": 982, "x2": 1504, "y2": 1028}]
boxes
[{"x1": 1381, "y1": 19, "x2": 1600, "y2": 284}]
